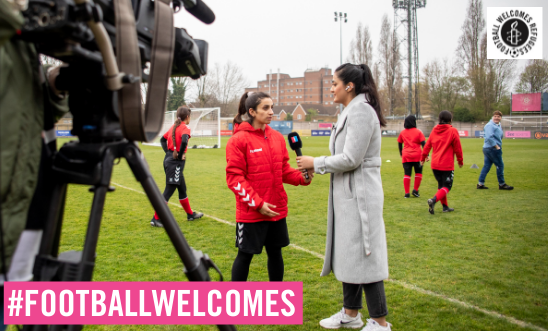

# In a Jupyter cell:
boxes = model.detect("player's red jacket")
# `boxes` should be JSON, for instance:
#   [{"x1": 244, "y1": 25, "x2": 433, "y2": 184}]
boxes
[
  {"x1": 226, "y1": 122, "x2": 309, "y2": 223},
  {"x1": 421, "y1": 124, "x2": 464, "y2": 171}
]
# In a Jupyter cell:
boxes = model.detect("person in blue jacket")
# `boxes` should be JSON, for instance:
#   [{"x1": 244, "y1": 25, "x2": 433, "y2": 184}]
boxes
[{"x1": 477, "y1": 111, "x2": 514, "y2": 190}]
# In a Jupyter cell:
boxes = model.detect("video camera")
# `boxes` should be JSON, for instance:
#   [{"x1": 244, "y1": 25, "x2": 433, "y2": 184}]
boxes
[
  {"x1": 19, "y1": 0, "x2": 210, "y2": 79},
  {"x1": 17, "y1": 0, "x2": 213, "y2": 142}
]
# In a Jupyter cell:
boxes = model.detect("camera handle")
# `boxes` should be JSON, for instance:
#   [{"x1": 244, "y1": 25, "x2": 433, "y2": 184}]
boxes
[{"x1": 22, "y1": 140, "x2": 236, "y2": 331}]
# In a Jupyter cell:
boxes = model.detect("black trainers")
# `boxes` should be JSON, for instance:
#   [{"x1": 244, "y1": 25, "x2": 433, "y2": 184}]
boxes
[
  {"x1": 427, "y1": 199, "x2": 436, "y2": 214},
  {"x1": 150, "y1": 217, "x2": 163, "y2": 227},
  {"x1": 404, "y1": 193, "x2": 410, "y2": 198},
  {"x1": 477, "y1": 184, "x2": 489, "y2": 189},
  {"x1": 412, "y1": 190, "x2": 420, "y2": 197},
  {"x1": 443, "y1": 206, "x2": 455, "y2": 213},
  {"x1": 499, "y1": 184, "x2": 514, "y2": 190},
  {"x1": 187, "y1": 211, "x2": 204, "y2": 221}
]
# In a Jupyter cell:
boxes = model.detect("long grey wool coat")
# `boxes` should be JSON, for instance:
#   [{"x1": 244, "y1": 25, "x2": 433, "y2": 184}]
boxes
[{"x1": 313, "y1": 93, "x2": 389, "y2": 284}]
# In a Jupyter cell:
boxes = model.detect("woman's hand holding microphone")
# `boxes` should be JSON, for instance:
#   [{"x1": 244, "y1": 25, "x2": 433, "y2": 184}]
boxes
[{"x1": 296, "y1": 156, "x2": 315, "y2": 183}]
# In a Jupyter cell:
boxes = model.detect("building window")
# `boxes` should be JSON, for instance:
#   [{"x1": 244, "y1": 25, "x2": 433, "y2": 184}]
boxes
[{"x1": 297, "y1": 114, "x2": 302, "y2": 120}]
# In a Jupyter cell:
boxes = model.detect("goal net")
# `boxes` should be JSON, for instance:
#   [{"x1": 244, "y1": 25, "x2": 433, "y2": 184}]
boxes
[{"x1": 144, "y1": 107, "x2": 221, "y2": 149}]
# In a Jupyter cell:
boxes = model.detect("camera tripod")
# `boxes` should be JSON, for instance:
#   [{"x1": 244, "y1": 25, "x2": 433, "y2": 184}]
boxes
[
  {"x1": 22, "y1": 138, "x2": 236, "y2": 331},
  {"x1": 20, "y1": 61, "x2": 236, "y2": 331}
]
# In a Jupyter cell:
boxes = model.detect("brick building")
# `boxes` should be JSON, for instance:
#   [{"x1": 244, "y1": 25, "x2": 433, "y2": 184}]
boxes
[
  {"x1": 245, "y1": 68, "x2": 339, "y2": 112},
  {"x1": 273, "y1": 103, "x2": 339, "y2": 122}
]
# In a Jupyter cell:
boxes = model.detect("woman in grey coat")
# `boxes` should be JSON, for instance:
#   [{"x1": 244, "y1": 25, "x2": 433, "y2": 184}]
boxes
[{"x1": 297, "y1": 63, "x2": 391, "y2": 331}]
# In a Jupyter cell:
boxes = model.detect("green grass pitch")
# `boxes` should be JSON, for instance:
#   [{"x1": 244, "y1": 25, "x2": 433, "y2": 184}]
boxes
[{"x1": 17, "y1": 136, "x2": 547, "y2": 330}]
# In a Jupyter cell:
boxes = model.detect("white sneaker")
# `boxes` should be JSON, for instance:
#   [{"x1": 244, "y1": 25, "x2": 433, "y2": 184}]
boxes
[
  {"x1": 361, "y1": 318, "x2": 392, "y2": 331},
  {"x1": 319, "y1": 307, "x2": 364, "y2": 329}
]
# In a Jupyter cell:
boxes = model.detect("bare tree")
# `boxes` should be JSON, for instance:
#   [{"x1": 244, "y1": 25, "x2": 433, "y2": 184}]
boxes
[
  {"x1": 515, "y1": 59, "x2": 548, "y2": 93},
  {"x1": 378, "y1": 14, "x2": 400, "y2": 115},
  {"x1": 193, "y1": 74, "x2": 217, "y2": 108},
  {"x1": 347, "y1": 22, "x2": 373, "y2": 66},
  {"x1": 209, "y1": 61, "x2": 248, "y2": 116},
  {"x1": 489, "y1": 59, "x2": 517, "y2": 102},
  {"x1": 423, "y1": 58, "x2": 469, "y2": 114},
  {"x1": 372, "y1": 62, "x2": 382, "y2": 91},
  {"x1": 456, "y1": 0, "x2": 495, "y2": 116}
]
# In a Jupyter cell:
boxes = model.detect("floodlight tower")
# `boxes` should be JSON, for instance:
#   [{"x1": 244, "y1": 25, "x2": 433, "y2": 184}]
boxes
[
  {"x1": 334, "y1": 12, "x2": 347, "y2": 115},
  {"x1": 393, "y1": 0, "x2": 426, "y2": 117}
]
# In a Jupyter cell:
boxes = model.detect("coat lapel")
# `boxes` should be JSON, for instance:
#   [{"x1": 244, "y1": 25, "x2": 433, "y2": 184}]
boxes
[{"x1": 330, "y1": 94, "x2": 367, "y2": 153}]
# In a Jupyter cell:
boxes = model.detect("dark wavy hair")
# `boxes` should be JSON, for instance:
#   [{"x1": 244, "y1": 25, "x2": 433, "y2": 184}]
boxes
[
  {"x1": 234, "y1": 91, "x2": 272, "y2": 130},
  {"x1": 172, "y1": 106, "x2": 191, "y2": 158},
  {"x1": 335, "y1": 63, "x2": 386, "y2": 127}
]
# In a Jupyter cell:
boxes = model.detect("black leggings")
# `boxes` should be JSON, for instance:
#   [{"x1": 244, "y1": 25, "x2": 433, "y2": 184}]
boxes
[
  {"x1": 162, "y1": 183, "x2": 187, "y2": 201},
  {"x1": 343, "y1": 281, "x2": 388, "y2": 318},
  {"x1": 231, "y1": 246, "x2": 284, "y2": 281},
  {"x1": 403, "y1": 162, "x2": 423, "y2": 176}
]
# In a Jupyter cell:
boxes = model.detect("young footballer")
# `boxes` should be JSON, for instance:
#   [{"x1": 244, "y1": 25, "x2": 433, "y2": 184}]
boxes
[
  {"x1": 150, "y1": 106, "x2": 203, "y2": 227},
  {"x1": 397, "y1": 115, "x2": 426, "y2": 198},
  {"x1": 226, "y1": 91, "x2": 312, "y2": 282},
  {"x1": 421, "y1": 110, "x2": 463, "y2": 214}
]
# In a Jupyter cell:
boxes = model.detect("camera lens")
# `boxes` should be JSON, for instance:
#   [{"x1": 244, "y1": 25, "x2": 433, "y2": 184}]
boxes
[{"x1": 38, "y1": 12, "x2": 50, "y2": 26}]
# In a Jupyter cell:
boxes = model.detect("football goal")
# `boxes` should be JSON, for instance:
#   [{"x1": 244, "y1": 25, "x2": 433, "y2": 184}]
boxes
[{"x1": 144, "y1": 107, "x2": 221, "y2": 149}]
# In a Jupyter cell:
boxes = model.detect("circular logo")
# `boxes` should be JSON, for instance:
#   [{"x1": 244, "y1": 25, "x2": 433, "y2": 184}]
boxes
[
  {"x1": 501, "y1": 19, "x2": 529, "y2": 48},
  {"x1": 522, "y1": 96, "x2": 531, "y2": 105},
  {"x1": 490, "y1": 9, "x2": 540, "y2": 59},
  {"x1": 535, "y1": 132, "x2": 541, "y2": 139}
]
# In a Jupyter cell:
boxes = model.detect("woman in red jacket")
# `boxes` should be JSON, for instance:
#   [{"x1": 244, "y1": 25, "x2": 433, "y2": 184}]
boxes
[
  {"x1": 226, "y1": 91, "x2": 312, "y2": 281},
  {"x1": 421, "y1": 110, "x2": 464, "y2": 214},
  {"x1": 397, "y1": 115, "x2": 426, "y2": 198}
]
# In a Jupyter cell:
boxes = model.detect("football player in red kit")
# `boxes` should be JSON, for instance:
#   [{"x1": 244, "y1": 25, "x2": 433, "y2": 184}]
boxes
[
  {"x1": 421, "y1": 110, "x2": 463, "y2": 214},
  {"x1": 397, "y1": 115, "x2": 426, "y2": 198},
  {"x1": 150, "y1": 106, "x2": 203, "y2": 227}
]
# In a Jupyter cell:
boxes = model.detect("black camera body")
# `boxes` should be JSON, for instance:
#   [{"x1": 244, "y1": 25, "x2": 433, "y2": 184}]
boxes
[
  {"x1": 20, "y1": 0, "x2": 208, "y2": 79},
  {"x1": 18, "y1": 0, "x2": 210, "y2": 142}
]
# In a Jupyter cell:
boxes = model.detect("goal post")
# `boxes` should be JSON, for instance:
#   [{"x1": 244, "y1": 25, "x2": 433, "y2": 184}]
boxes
[{"x1": 144, "y1": 107, "x2": 221, "y2": 149}]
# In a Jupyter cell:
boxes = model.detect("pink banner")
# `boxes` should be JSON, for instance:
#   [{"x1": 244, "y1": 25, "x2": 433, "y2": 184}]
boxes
[
  {"x1": 505, "y1": 131, "x2": 531, "y2": 138},
  {"x1": 318, "y1": 123, "x2": 333, "y2": 129},
  {"x1": 458, "y1": 130, "x2": 469, "y2": 137},
  {"x1": 512, "y1": 93, "x2": 541, "y2": 111},
  {"x1": 4, "y1": 282, "x2": 302, "y2": 325}
]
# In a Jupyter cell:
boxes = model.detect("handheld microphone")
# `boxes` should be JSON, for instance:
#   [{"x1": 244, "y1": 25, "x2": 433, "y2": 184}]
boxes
[
  {"x1": 287, "y1": 132, "x2": 309, "y2": 180},
  {"x1": 182, "y1": 0, "x2": 216, "y2": 24}
]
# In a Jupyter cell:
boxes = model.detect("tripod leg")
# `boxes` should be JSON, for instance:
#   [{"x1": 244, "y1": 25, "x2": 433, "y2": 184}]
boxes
[
  {"x1": 76, "y1": 147, "x2": 116, "y2": 281},
  {"x1": 122, "y1": 143, "x2": 208, "y2": 280},
  {"x1": 37, "y1": 183, "x2": 67, "y2": 258},
  {"x1": 123, "y1": 144, "x2": 238, "y2": 331}
]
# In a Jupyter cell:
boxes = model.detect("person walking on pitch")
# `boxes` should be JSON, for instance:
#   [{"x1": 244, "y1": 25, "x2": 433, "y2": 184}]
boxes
[
  {"x1": 397, "y1": 115, "x2": 426, "y2": 198},
  {"x1": 150, "y1": 106, "x2": 203, "y2": 227},
  {"x1": 477, "y1": 110, "x2": 514, "y2": 190},
  {"x1": 421, "y1": 110, "x2": 463, "y2": 214}
]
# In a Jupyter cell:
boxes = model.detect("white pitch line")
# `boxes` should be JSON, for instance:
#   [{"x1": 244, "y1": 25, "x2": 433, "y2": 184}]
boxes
[{"x1": 111, "y1": 182, "x2": 547, "y2": 331}]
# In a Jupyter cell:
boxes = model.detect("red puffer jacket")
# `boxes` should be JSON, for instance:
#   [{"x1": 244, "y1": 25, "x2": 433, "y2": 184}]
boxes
[
  {"x1": 421, "y1": 124, "x2": 463, "y2": 171},
  {"x1": 226, "y1": 122, "x2": 309, "y2": 223}
]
